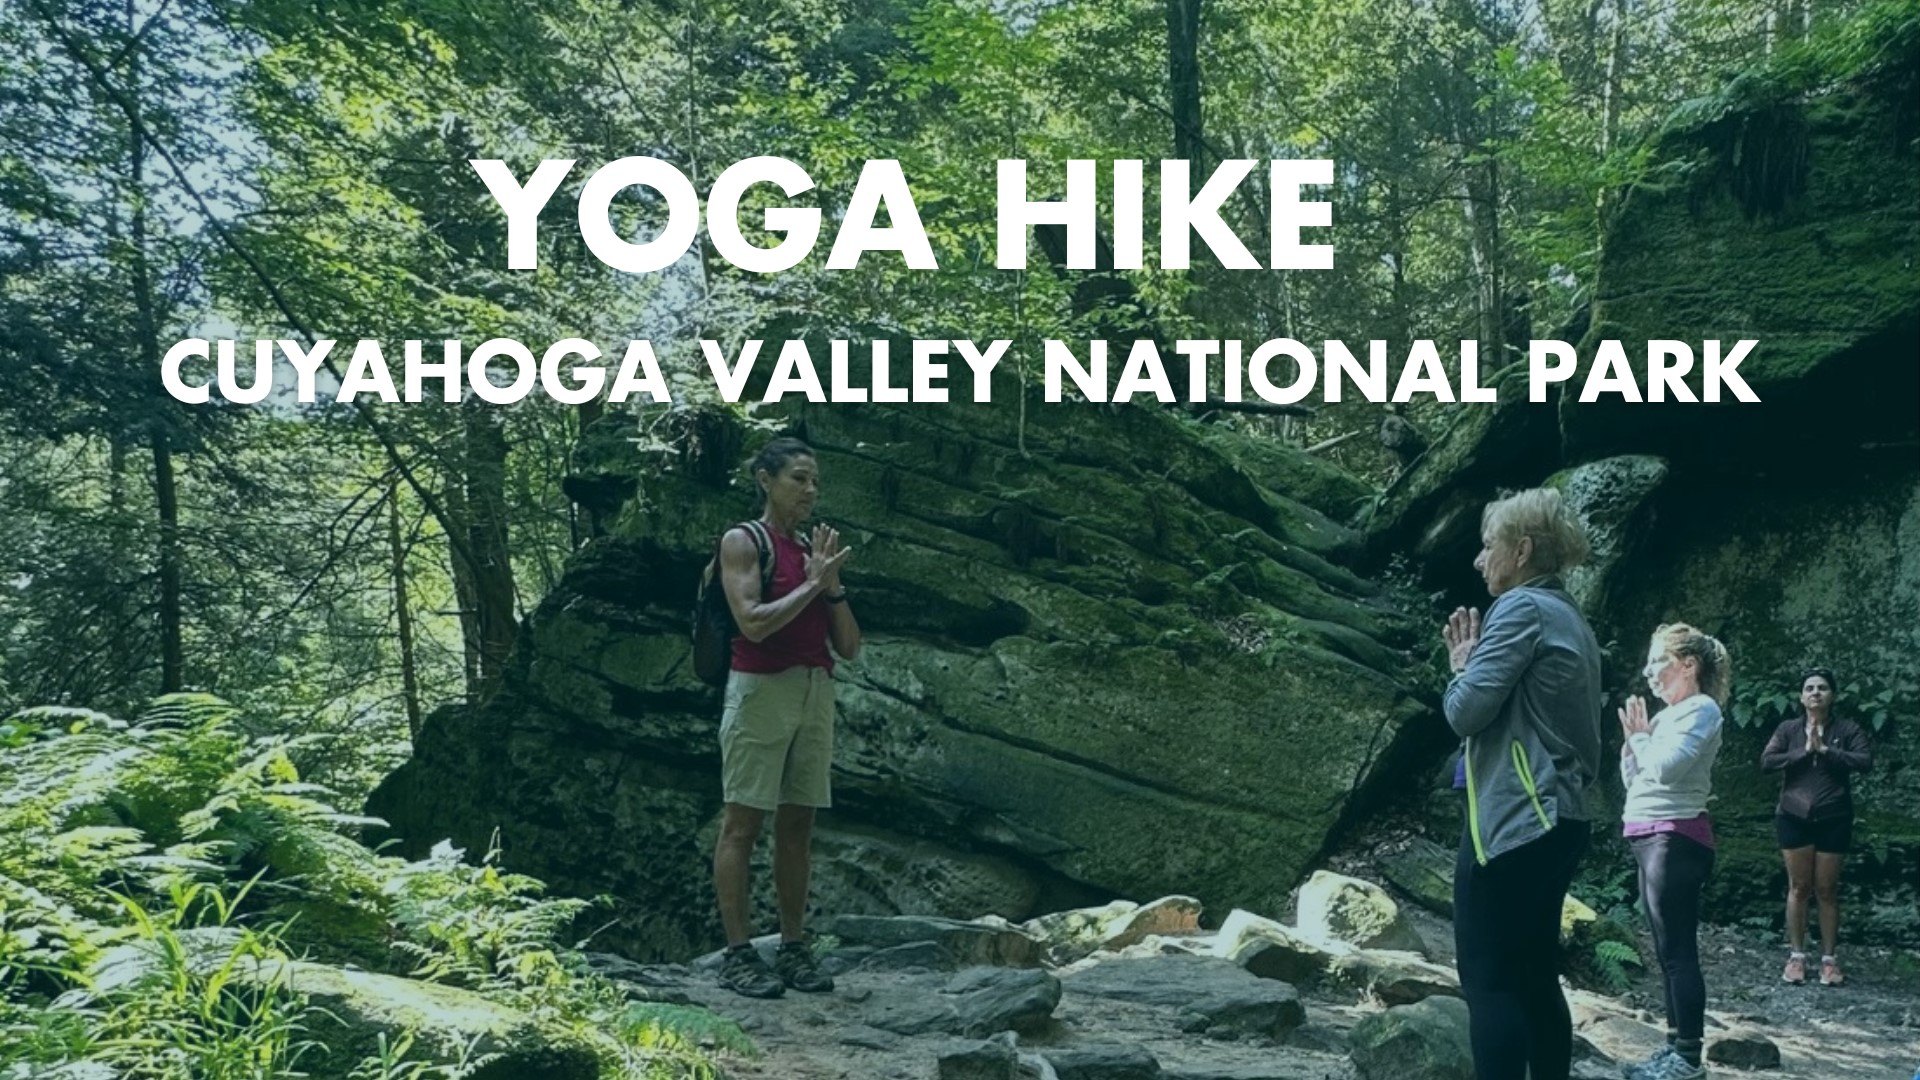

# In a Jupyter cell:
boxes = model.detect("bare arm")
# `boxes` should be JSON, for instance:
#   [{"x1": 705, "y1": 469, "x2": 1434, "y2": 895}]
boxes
[
  {"x1": 812, "y1": 524, "x2": 862, "y2": 661},
  {"x1": 721, "y1": 527, "x2": 836, "y2": 643},
  {"x1": 825, "y1": 596, "x2": 862, "y2": 660}
]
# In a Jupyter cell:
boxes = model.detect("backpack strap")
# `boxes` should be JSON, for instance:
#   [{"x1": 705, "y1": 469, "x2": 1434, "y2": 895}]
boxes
[{"x1": 737, "y1": 520, "x2": 776, "y2": 600}]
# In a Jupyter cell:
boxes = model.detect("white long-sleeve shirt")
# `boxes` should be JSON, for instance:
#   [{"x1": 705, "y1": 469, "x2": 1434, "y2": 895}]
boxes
[{"x1": 1621, "y1": 693, "x2": 1723, "y2": 822}]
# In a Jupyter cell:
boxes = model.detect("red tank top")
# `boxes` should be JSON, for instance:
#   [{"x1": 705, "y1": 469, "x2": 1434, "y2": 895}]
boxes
[{"x1": 731, "y1": 526, "x2": 834, "y2": 674}]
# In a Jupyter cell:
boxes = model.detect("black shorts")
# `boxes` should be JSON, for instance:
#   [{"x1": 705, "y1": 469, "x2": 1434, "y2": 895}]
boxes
[{"x1": 1776, "y1": 812, "x2": 1853, "y2": 854}]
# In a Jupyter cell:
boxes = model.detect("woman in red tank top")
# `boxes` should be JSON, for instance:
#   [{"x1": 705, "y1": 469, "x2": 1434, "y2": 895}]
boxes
[{"x1": 709, "y1": 438, "x2": 861, "y2": 1000}]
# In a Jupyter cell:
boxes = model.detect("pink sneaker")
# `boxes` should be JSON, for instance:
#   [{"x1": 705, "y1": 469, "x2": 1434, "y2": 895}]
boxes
[
  {"x1": 1820, "y1": 956, "x2": 1844, "y2": 986},
  {"x1": 1782, "y1": 953, "x2": 1807, "y2": 984}
]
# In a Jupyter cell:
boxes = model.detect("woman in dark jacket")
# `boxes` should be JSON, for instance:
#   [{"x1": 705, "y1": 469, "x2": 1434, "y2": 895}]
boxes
[{"x1": 1761, "y1": 667, "x2": 1871, "y2": 987}]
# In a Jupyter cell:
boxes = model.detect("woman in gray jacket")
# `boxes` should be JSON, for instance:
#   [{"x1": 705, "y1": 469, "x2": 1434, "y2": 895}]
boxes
[
  {"x1": 1617, "y1": 624, "x2": 1729, "y2": 1080},
  {"x1": 1443, "y1": 488, "x2": 1603, "y2": 1080}
]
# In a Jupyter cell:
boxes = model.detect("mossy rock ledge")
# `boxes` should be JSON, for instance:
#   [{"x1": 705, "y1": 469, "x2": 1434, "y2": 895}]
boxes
[
  {"x1": 1369, "y1": 57, "x2": 1920, "y2": 938},
  {"x1": 370, "y1": 386, "x2": 1434, "y2": 960}
]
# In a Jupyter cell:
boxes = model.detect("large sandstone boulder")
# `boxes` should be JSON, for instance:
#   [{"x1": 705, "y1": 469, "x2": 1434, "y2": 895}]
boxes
[{"x1": 370, "y1": 385, "x2": 1433, "y2": 959}]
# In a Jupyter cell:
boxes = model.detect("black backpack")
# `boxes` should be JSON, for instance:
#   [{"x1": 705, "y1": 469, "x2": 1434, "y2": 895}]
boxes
[{"x1": 691, "y1": 520, "x2": 776, "y2": 688}]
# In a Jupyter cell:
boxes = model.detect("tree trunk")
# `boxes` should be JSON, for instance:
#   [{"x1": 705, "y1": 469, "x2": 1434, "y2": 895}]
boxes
[
  {"x1": 389, "y1": 480, "x2": 424, "y2": 741},
  {"x1": 444, "y1": 474, "x2": 483, "y2": 699},
  {"x1": 1444, "y1": 0, "x2": 1508, "y2": 370},
  {"x1": 123, "y1": 0, "x2": 182, "y2": 693},
  {"x1": 1166, "y1": 0, "x2": 1205, "y2": 165},
  {"x1": 462, "y1": 403, "x2": 518, "y2": 700},
  {"x1": 1596, "y1": 0, "x2": 1629, "y2": 229},
  {"x1": 149, "y1": 431, "x2": 182, "y2": 692},
  {"x1": 1459, "y1": 156, "x2": 1505, "y2": 367},
  {"x1": 1386, "y1": 87, "x2": 1413, "y2": 350},
  {"x1": 574, "y1": 400, "x2": 600, "y2": 543}
]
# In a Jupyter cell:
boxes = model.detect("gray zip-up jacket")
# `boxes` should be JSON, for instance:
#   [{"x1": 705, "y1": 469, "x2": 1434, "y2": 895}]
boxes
[{"x1": 1444, "y1": 576, "x2": 1603, "y2": 864}]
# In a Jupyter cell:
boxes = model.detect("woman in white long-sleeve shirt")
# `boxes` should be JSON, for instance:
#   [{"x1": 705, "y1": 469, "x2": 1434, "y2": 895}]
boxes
[{"x1": 1616, "y1": 623, "x2": 1729, "y2": 1080}]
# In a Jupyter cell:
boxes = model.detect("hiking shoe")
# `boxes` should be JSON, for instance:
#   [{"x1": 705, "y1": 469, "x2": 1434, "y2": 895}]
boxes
[
  {"x1": 1820, "y1": 956, "x2": 1845, "y2": 986},
  {"x1": 1623, "y1": 1047, "x2": 1682, "y2": 1080},
  {"x1": 773, "y1": 940, "x2": 834, "y2": 993},
  {"x1": 1782, "y1": 953, "x2": 1807, "y2": 984},
  {"x1": 717, "y1": 945, "x2": 784, "y2": 999},
  {"x1": 1637, "y1": 1050, "x2": 1706, "y2": 1080}
]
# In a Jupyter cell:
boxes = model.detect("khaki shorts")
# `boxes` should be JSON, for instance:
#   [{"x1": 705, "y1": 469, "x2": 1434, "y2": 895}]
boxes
[{"x1": 720, "y1": 666, "x2": 835, "y2": 810}]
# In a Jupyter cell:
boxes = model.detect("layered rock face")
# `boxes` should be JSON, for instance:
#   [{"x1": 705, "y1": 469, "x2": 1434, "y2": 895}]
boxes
[
  {"x1": 1371, "y1": 63, "x2": 1920, "y2": 936},
  {"x1": 372, "y1": 390, "x2": 1433, "y2": 959}
]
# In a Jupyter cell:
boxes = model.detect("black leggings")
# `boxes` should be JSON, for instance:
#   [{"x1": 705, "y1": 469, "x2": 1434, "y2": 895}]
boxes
[
  {"x1": 1455, "y1": 820, "x2": 1591, "y2": 1080},
  {"x1": 1631, "y1": 832, "x2": 1715, "y2": 1045}
]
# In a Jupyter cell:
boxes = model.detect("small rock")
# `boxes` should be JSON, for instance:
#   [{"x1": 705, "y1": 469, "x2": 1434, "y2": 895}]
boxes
[
  {"x1": 1282, "y1": 1023, "x2": 1348, "y2": 1054},
  {"x1": 819, "y1": 946, "x2": 875, "y2": 976},
  {"x1": 1016, "y1": 1050, "x2": 1063, "y2": 1080},
  {"x1": 940, "y1": 1032, "x2": 1020, "y2": 1080},
  {"x1": 1042, "y1": 1043, "x2": 1162, "y2": 1080},
  {"x1": 736, "y1": 1012, "x2": 787, "y2": 1038},
  {"x1": 1707, "y1": 1032, "x2": 1782, "y2": 1070},
  {"x1": 1159, "y1": 1060, "x2": 1297, "y2": 1068},
  {"x1": 1328, "y1": 950, "x2": 1461, "y2": 1006},
  {"x1": 1064, "y1": 955, "x2": 1304, "y2": 1040},
  {"x1": 1107, "y1": 933, "x2": 1210, "y2": 961},
  {"x1": 864, "y1": 966, "x2": 1061, "y2": 1037},
  {"x1": 821, "y1": 914, "x2": 1043, "y2": 968},
  {"x1": 1571, "y1": 1033, "x2": 1609, "y2": 1062},
  {"x1": 1297, "y1": 871, "x2": 1427, "y2": 955},
  {"x1": 1573, "y1": 1014, "x2": 1667, "y2": 1066},
  {"x1": 1023, "y1": 897, "x2": 1202, "y2": 965},
  {"x1": 1214, "y1": 908, "x2": 1344, "y2": 985},
  {"x1": 858, "y1": 941, "x2": 953, "y2": 972},
  {"x1": 1098, "y1": 897, "x2": 1203, "y2": 953},
  {"x1": 1349, "y1": 996, "x2": 1474, "y2": 1080},
  {"x1": 838, "y1": 1024, "x2": 901, "y2": 1050}
]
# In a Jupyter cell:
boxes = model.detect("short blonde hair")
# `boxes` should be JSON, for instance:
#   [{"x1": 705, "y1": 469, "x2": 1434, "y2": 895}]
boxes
[
  {"x1": 1481, "y1": 488, "x2": 1591, "y2": 575},
  {"x1": 1652, "y1": 623, "x2": 1732, "y2": 705}
]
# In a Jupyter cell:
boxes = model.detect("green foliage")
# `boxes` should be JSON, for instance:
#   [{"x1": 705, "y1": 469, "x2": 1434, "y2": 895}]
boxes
[
  {"x1": 1589, "y1": 939, "x2": 1645, "y2": 995},
  {"x1": 1729, "y1": 680, "x2": 1801, "y2": 731},
  {"x1": 385, "y1": 840, "x2": 590, "y2": 999},
  {"x1": 1731, "y1": 668, "x2": 1918, "y2": 733},
  {"x1": 0, "y1": 695, "x2": 737, "y2": 1079},
  {"x1": 618, "y1": 1003, "x2": 756, "y2": 1059},
  {"x1": 1575, "y1": 863, "x2": 1641, "y2": 928}
]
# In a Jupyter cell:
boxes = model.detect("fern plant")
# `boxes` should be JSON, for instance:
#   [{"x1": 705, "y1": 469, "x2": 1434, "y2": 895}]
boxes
[
  {"x1": 1590, "y1": 939, "x2": 1645, "y2": 995},
  {"x1": 2, "y1": 694, "x2": 743, "y2": 1080}
]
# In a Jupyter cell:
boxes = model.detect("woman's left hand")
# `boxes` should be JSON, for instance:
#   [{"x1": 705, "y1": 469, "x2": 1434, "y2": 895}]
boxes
[
  {"x1": 1618, "y1": 695, "x2": 1652, "y2": 738},
  {"x1": 803, "y1": 526, "x2": 850, "y2": 593}
]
